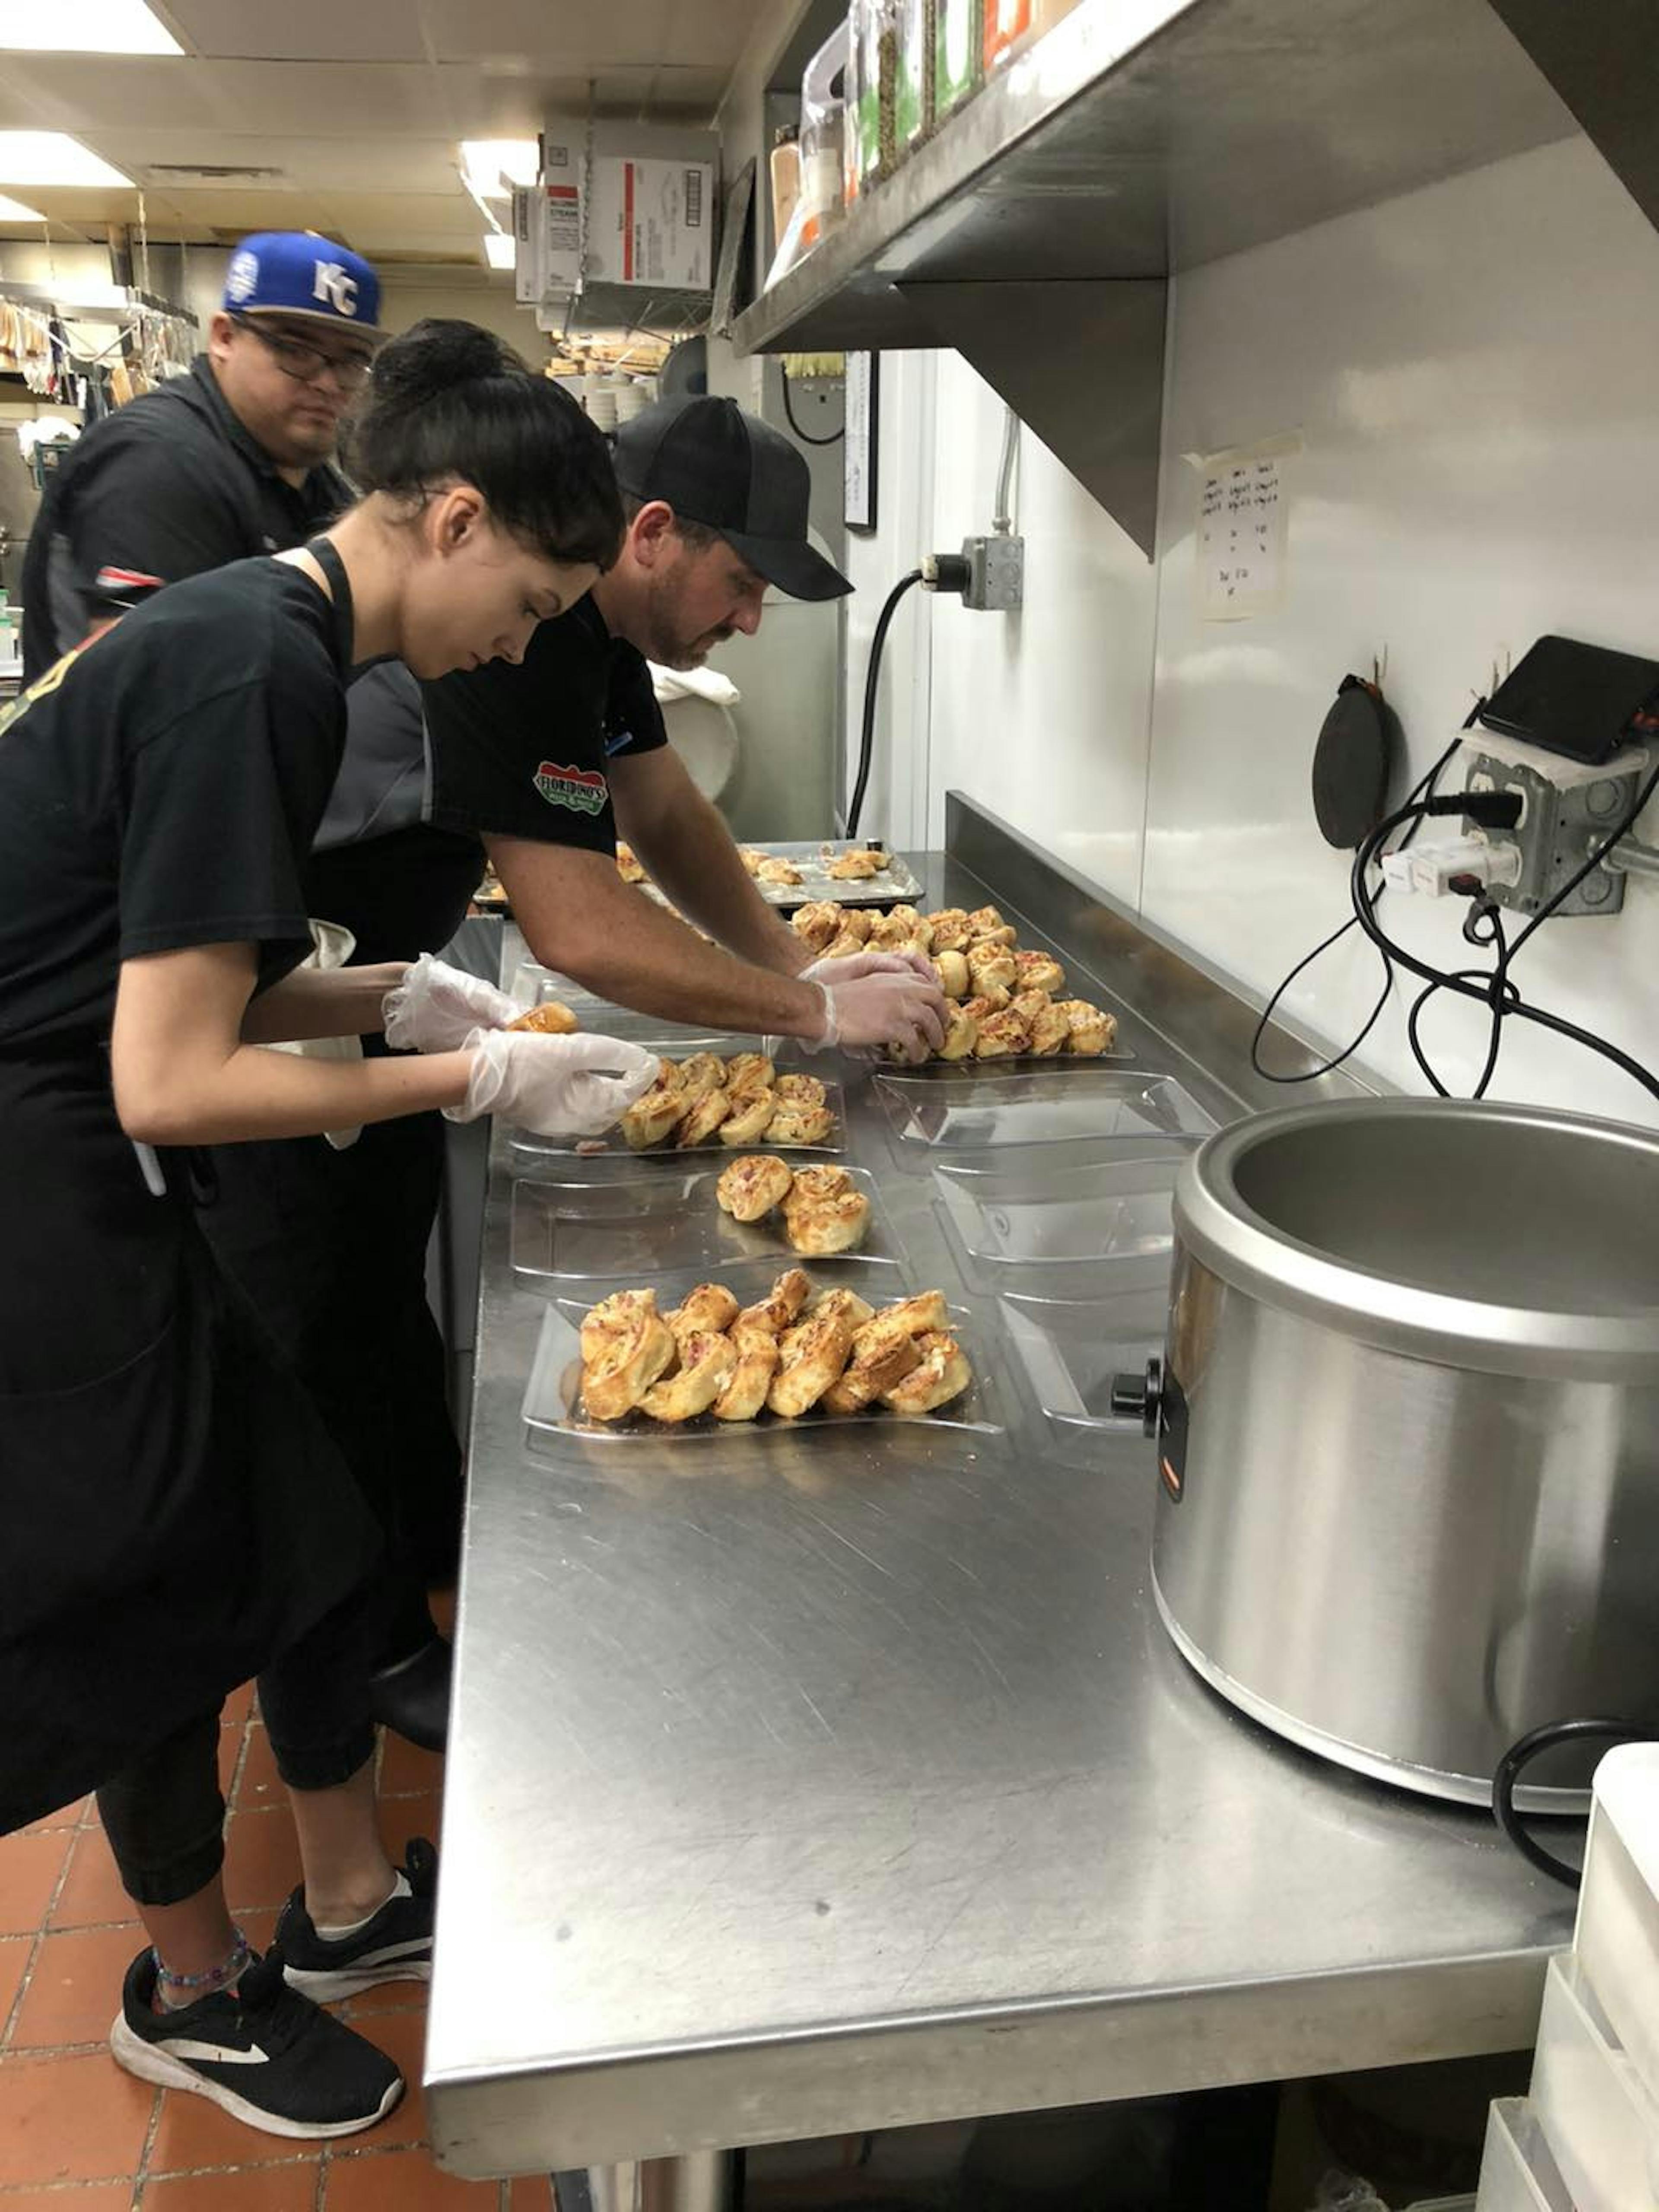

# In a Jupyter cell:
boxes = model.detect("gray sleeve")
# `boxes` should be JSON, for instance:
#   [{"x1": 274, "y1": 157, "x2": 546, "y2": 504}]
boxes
[{"x1": 312, "y1": 661, "x2": 430, "y2": 853}]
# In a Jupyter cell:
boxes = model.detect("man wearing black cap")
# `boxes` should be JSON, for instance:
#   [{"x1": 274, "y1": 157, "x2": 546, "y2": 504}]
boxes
[{"x1": 409, "y1": 392, "x2": 948, "y2": 1057}]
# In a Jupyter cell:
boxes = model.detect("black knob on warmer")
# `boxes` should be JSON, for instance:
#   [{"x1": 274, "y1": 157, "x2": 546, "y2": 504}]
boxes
[{"x1": 1109, "y1": 1357, "x2": 1163, "y2": 1438}]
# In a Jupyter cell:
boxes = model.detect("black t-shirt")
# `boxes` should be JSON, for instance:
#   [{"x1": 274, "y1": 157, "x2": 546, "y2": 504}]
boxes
[
  {"x1": 21, "y1": 359, "x2": 348, "y2": 683},
  {"x1": 420, "y1": 594, "x2": 667, "y2": 855},
  {"x1": 0, "y1": 558, "x2": 347, "y2": 1052}
]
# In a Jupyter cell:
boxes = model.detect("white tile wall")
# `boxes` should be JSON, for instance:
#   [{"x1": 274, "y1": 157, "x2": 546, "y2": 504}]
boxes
[{"x1": 845, "y1": 134, "x2": 1659, "y2": 1128}]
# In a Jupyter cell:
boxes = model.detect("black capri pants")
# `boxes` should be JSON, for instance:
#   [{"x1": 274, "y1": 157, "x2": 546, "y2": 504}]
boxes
[{"x1": 95, "y1": 1586, "x2": 378, "y2": 1909}]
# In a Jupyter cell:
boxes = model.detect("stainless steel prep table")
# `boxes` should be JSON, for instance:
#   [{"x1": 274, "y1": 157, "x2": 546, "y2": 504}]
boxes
[{"x1": 426, "y1": 813, "x2": 1573, "y2": 2185}]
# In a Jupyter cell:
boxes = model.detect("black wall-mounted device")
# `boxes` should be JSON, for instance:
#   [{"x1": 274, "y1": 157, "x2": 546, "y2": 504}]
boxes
[{"x1": 1478, "y1": 634, "x2": 1659, "y2": 767}]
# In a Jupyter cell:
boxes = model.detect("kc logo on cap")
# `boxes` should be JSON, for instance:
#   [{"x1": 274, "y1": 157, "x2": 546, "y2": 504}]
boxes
[
  {"x1": 313, "y1": 262, "x2": 359, "y2": 318},
  {"x1": 221, "y1": 231, "x2": 385, "y2": 336}
]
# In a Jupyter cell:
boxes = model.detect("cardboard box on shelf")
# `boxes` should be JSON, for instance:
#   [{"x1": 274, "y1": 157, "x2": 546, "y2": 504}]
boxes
[{"x1": 514, "y1": 118, "x2": 717, "y2": 307}]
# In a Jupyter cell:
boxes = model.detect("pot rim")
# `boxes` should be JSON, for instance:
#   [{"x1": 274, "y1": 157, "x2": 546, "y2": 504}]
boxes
[{"x1": 1174, "y1": 1096, "x2": 1659, "y2": 1382}]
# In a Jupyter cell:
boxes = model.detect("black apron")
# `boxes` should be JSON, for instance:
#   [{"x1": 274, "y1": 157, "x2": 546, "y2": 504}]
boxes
[{"x1": 0, "y1": 542, "x2": 380, "y2": 1831}]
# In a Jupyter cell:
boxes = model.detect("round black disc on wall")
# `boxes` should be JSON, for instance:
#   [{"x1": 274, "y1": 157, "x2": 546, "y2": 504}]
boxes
[{"x1": 1313, "y1": 675, "x2": 1398, "y2": 849}]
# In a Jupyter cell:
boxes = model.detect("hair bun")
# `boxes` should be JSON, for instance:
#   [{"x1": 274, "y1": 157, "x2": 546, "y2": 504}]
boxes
[{"x1": 372, "y1": 318, "x2": 525, "y2": 406}]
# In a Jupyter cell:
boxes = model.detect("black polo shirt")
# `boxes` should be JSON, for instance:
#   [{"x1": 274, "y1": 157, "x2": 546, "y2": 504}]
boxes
[
  {"x1": 420, "y1": 594, "x2": 667, "y2": 854},
  {"x1": 20, "y1": 356, "x2": 348, "y2": 680}
]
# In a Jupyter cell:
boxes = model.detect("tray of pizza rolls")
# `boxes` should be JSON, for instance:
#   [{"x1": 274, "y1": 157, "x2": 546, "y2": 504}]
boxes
[
  {"x1": 521, "y1": 1261, "x2": 1003, "y2": 1443},
  {"x1": 511, "y1": 1157, "x2": 908, "y2": 1280},
  {"x1": 509, "y1": 1046, "x2": 848, "y2": 1160},
  {"x1": 615, "y1": 837, "x2": 925, "y2": 909},
  {"x1": 787, "y1": 899, "x2": 1124, "y2": 1068}
]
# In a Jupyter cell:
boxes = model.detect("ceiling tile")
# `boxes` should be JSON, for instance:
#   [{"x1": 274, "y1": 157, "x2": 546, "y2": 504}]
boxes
[
  {"x1": 661, "y1": 0, "x2": 762, "y2": 69},
  {"x1": 125, "y1": 184, "x2": 351, "y2": 232},
  {"x1": 419, "y1": 0, "x2": 755, "y2": 70},
  {"x1": 201, "y1": 60, "x2": 453, "y2": 134},
  {"x1": 0, "y1": 185, "x2": 152, "y2": 229},
  {"x1": 343, "y1": 227, "x2": 482, "y2": 257},
  {"x1": 163, "y1": 0, "x2": 431, "y2": 62},
  {"x1": 421, "y1": 0, "x2": 673, "y2": 67},
  {"x1": 94, "y1": 130, "x2": 463, "y2": 194},
  {"x1": 320, "y1": 190, "x2": 480, "y2": 235},
  {"x1": 2, "y1": 56, "x2": 232, "y2": 133}
]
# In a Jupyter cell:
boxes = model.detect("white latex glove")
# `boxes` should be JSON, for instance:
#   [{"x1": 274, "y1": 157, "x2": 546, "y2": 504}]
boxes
[
  {"x1": 800, "y1": 962, "x2": 948, "y2": 1065},
  {"x1": 802, "y1": 948, "x2": 937, "y2": 989},
  {"x1": 445, "y1": 1028, "x2": 661, "y2": 1137},
  {"x1": 383, "y1": 953, "x2": 518, "y2": 1053}
]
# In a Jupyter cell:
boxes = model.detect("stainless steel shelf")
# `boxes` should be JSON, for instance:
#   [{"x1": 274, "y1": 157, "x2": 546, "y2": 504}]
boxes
[{"x1": 733, "y1": 0, "x2": 1578, "y2": 359}]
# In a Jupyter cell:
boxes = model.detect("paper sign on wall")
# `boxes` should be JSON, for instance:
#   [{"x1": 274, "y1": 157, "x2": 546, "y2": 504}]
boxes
[{"x1": 1190, "y1": 433, "x2": 1299, "y2": 622}]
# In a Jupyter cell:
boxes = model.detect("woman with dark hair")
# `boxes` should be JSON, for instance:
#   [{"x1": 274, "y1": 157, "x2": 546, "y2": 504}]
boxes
[{"x1": 0, "y1": 320, "x2": 655, "y2": 2138}]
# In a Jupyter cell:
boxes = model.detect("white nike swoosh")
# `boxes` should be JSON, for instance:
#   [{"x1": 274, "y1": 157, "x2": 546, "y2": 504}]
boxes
[
  {"x1": 158, "y1": 2035, "x2": 271, "y2": 2066},
  {"x1": 342, "y1": 1938, "x2": 430, "y2": 1965}
]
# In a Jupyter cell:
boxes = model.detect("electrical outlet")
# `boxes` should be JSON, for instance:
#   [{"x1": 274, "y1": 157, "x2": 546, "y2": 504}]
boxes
[
  {"x1": 960, "y1": 533, "x2": 1024, "y2": 611},
  {"x1": 1465, "y1": 752, "x2": 1640, "y2": 918}
]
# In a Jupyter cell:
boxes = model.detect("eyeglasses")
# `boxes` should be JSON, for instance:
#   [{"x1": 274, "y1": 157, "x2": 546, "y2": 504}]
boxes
[{"x1": 230, "y1": 314, "x2": 374, "y2": 393}]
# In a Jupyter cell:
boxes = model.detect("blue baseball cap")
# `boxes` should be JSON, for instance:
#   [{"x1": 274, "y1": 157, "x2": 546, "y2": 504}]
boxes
[{"x1": 222, "y1": 232, "x2": 386, "y2": 340}]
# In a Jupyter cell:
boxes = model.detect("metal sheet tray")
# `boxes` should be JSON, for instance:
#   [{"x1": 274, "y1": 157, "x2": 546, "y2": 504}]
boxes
[
  {"x1": 933, "y1": 1154, "x2": 1182, "y2": 1277},
  {"x1": 874, "y1": 1067, "x2": 1217, "y2": 1150},
  {"x1": 997, "y1": 1287, "x2": 1170, "y2": 1432},
  {"x1": 522, "y1": 1261, "x2": 1002, "y2": 1445},
  {"x1": 641, "y1": 839, "x2": 925, "y2": 910},
  {"x1": 511, "y1": 1165, "x2": 907, "y2": 1281}
]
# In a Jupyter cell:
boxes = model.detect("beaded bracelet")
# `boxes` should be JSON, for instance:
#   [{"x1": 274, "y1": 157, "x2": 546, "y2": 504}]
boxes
[{"x1": 154, "y1": 1925, "x2": 249, "y2": 1991}]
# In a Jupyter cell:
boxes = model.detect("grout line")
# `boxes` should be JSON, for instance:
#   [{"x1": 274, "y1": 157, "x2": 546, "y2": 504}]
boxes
[
  {"x1": 0, "y1": 1816, "x2": 81, "y2": 2049},
  {"x1": 223, "y1": 1713, "x2": 253, "y2": 1814}
]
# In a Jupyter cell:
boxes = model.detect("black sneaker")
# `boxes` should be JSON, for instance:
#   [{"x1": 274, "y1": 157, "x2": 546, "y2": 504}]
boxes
[
  {"x1": 109, "y1": 1947, "x2": 403, "y2": 2140},
  {"x1": 276, "y1": 1836, "x2": 437, "y2": 2002}
]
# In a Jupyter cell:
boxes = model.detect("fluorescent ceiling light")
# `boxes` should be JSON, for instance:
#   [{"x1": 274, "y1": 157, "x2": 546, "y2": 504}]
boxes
[
  {"x1": 483, "y1": 231, "x2": 515, "y2": 270},
  {"x1": 460, "y1": 140, "x2": 537, "y2": 200},
  {"x1": 0, "y1": 0, "x2": 181, "y2": 54},
  {"x1": 0, "y1": 192, "x2": 45, "y2": 221},
  {"x1": 0, "y1": 133, "x2": 133, "y2": 187}
]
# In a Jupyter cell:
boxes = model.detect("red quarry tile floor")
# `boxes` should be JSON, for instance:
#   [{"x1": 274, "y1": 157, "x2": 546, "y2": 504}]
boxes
[{"x1": 0, "y1": 1691, "x2": 554, "y2": 2210}]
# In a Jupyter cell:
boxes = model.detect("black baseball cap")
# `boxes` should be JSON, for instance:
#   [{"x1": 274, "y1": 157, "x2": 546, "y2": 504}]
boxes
[{"x1": 613, "y1": 394, "x2": 852, "y2": 602}]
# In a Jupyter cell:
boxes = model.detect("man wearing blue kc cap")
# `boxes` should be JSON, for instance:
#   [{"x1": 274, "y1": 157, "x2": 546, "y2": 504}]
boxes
[{"x1": 22, "y1": 232, "x2": 384, "y2": 681}]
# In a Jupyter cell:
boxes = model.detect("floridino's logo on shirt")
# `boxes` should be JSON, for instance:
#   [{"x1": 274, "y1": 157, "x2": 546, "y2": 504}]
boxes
[{"x1": 533, "y1": 761, "x2": 608, "y2": 817}]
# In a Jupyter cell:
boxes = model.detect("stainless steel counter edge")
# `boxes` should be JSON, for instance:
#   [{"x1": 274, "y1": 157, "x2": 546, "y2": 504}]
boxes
[
  {"x1": 433, "y1": 1949, "x2": 1545, "y2": 2175},
  {"x1": 426, "y1": 827, "x2": 1570, "y2": 2182}
]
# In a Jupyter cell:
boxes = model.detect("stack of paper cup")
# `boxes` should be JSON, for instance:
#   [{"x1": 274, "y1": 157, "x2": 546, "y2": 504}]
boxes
[{"x1": 614, "y1": 380, "x2": 648, "y2": 425}]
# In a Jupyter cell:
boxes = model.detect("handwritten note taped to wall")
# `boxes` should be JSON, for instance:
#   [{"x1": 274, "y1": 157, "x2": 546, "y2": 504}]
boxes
[{"x1": 1190, "y1": 433, "x2": 1299, "y2": 623}]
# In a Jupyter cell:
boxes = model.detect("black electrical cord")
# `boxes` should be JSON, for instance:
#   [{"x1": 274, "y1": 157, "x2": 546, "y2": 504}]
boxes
[
  {"x1": 781, "y1": 373, "x2": 844, "y2": 447},
  {"x1": 1402, "y1": 750, "x2": 1659, "y2": 1096},
  {"x1": 1249, "y1": 728, "x2": 1469, "y2": 1084},
  {"x1": 1493, "y1": 1718, "x2": 1654, "y2": 1888},
  {"x1": 846, "y1": 568, "x2": 923, "y2": 839},
  {"x1": 1352, "y1": 788, "x2": 1659, "y2": 1103}
]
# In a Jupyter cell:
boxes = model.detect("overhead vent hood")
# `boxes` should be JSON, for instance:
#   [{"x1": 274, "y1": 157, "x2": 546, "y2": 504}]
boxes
[{"x1": 734, "y1": 0, "x2": 1649, "y2": 556}]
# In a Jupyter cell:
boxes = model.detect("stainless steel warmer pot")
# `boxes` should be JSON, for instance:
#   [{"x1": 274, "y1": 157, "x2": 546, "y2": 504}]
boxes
[{"x1": 1138, "y1": 1098, "x2": 1659, "y2": 1804}]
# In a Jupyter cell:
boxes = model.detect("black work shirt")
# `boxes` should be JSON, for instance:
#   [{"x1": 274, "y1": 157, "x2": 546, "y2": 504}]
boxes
[
  {"x1": 20, "y1": 357, "x2": 349, "y2": 680},
  {"x1": 0, "y1": 558, "x2": 346, "y2": 1052},
  {"x1": 0, "y1": 558, "x2": 375, "y2": 1830},
  {"x1": 288, "y1": 595, "x2": 670, "y2": 964},
  {"x1": 420, "y1": 595, "x2": 667, "y2": 855}
]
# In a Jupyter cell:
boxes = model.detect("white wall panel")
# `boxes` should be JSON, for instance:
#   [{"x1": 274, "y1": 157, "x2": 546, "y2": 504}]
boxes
[
  {"x1": 924, "y1": 352, "x2": 1159, "y2": 906},
  {"x1": 872, "y1": 133, "x2": 1659, "y2": 1128},
  {"x1": 1146, "y1": 136, "x2": 1659, "y2": 1127},
  {"x1": 842, "y1": 349, "x2": 938, "y2": 848}
]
